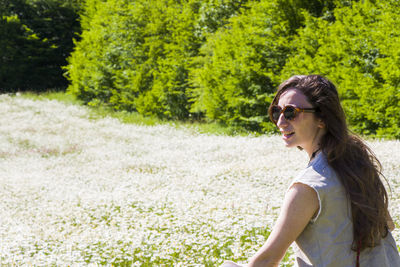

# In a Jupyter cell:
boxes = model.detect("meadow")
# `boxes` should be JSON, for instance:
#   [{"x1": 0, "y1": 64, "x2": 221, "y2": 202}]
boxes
[{"x1": 0, "y1": 94, "x2": 399, "y2": 266}]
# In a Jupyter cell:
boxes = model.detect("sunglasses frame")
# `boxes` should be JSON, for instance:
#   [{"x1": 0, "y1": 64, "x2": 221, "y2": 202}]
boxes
[{"x1": 270, "y1": 105, "x2": 318, "y2": 124}]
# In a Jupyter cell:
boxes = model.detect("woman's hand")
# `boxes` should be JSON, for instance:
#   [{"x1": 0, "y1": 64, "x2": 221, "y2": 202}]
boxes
[{"x1": 220, "y1": 260, "x2": 244, "y2": 267}]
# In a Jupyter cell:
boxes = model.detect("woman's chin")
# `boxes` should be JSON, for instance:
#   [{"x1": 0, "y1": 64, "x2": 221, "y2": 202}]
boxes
[
  {"x1": 284, "y1": 143, "x2": 296, "y2": 148},
  {"x1": 282, "y1": 135, "x2": 296, "y2": 147}
]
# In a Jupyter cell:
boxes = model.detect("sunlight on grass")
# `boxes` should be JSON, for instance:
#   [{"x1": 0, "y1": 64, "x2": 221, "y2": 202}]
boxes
[
  {"x1": 19, "y1": 90, "x2": 83, "y2": 105},
  {"x1": 19, "y1": 91, "x2": 254, "y2": 136}
]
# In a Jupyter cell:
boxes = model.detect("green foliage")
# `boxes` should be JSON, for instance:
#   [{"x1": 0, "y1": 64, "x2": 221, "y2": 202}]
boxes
[
  {"x1": 280, "y1": 0, "x2": 400, "y2": 138},
  {"x1": 133, "y1": 0, "x2": 196, "y2": 119},
  {"x1": 66, "y1": 0, "x2": 245, "y2": 120},
  {"x1": 189, "y1": 1, "x2": 300, "y2": 132},
  {"x1": 65, "y1": 0, "x2": 400, "y2": 139},
  {"x1": 195, "y1": 0, "x2": 248, "y2": 38},
  {"x1": 0, "y1": 0, "x2": 81, "y2": 92}
]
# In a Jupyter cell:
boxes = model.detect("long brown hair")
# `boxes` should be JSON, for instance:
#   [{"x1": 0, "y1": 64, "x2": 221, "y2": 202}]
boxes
[{"x1": 269, "y1": 75, "x2": 389, "y2": 251}]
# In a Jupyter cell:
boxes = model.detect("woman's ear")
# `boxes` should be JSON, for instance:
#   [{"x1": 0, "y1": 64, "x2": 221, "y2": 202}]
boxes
[{"x1": 318, "y1": 119, "x2": 325, "y2": 129}]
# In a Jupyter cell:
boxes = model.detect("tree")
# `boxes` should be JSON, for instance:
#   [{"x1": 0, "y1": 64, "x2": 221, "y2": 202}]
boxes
[
  {"x1": 189, "y1": 1, "x2": 295, "y2": 132},
  {"x1": 0, "y1": 0, "x2": 81, "y2": 92},
  {"x1": 280, "y1": 0, "x2": 400, "y2": 138},
  {"x1": 66, "y1": 0, "x2": 245, "y2": 120}
]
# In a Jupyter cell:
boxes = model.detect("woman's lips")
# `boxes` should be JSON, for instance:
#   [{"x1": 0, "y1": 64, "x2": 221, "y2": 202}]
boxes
[{"x1": 282, "y1": 132, "x2": 295, "y2": 139}]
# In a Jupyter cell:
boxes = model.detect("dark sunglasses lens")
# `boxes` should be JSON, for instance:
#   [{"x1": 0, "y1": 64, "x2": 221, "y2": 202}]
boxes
[
  {"x1": 271, "y1": 106, "x2": 281, "y2": 122},
  {"x1": 283, "y1": 106, "x2": 296, "y2": 120}
]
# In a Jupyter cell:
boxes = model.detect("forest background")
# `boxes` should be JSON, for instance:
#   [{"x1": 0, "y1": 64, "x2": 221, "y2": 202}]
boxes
[{"x1": 1, "y1": 0, "x2": 400, "y2": 139}]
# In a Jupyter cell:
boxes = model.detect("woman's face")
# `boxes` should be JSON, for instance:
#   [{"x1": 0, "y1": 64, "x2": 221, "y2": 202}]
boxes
[{"x1": 275, "y1": 88, "x2": 325, "y2": 157}]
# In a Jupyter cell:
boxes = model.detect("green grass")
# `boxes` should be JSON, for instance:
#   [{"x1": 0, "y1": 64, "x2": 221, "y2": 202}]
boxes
[
  {"x1": 19, "y1": 90, "x2": 83, "y2": 106},
  {"x1": 17, "y1": 90, "x2": 255, "y2": 136}
]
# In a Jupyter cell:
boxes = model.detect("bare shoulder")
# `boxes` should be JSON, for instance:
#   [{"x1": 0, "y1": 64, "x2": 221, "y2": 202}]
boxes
[
  {"x1": 286, "y1": 182, "x2": 319, "y2": 205},
  {"x1": 279, "y1": 182, "x2": 320, "y2": 224},
  {"x1": 290, "y1": 182, "x2": 317, "y2": 192}
]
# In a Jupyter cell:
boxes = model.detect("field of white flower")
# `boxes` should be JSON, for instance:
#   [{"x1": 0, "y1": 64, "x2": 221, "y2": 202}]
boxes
[{"x1": 0, "y1": 94, "x2": 399, "y2": 266}]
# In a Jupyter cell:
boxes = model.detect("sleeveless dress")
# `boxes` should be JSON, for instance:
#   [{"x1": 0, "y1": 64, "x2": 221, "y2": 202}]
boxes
[{"x1": 289, "y1": 152, "x2": 400, "y2": 267}]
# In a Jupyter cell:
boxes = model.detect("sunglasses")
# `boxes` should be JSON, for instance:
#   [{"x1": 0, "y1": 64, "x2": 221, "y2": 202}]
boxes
[{"x1": 270, "y1": 105, "x2": 318, "y2": 123}]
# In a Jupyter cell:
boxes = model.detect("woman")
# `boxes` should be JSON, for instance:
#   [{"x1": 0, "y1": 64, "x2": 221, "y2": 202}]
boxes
[{"x1": 223, "y1": 75, "x2": 400, "y2": 267}]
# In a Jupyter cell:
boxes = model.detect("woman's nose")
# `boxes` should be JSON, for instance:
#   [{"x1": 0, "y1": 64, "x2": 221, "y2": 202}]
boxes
[{"x1": 276, "y1": 113, "x2": 288, "y2": 127}]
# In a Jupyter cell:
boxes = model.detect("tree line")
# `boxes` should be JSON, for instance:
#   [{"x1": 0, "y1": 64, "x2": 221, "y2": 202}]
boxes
[
  {"x1": 2, "y1": 0, "x2": 399, "y2": 138},
  {"x1": 0, "y1": 0, "x2": 81, "y2": 91}
]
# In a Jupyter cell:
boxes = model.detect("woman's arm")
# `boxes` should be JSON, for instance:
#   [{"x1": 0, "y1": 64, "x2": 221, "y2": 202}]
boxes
[{"x1": 247, "y1": 183, "x2": 319, "y2": 267}]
